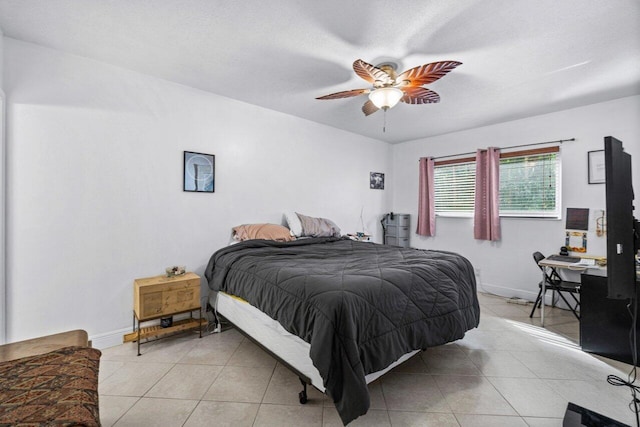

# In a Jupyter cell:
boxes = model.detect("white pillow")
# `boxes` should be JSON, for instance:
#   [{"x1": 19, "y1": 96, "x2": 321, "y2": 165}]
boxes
[
  {"x1": 296, "y1": 212, "x2": 341, "y2": 238},
  {"x1": 284, "y1": 211, "x2": 303, "y2": 237}
]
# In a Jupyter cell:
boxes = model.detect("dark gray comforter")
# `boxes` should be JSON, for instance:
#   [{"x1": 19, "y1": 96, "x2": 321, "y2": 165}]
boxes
[{"x1": 205, "y1": 237, "x2": 480, "y2": 425}]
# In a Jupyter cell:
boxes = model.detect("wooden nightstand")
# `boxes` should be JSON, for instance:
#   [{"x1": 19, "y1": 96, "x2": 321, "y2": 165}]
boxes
[{"x1": 123, "y1": 272, "x2": 206, "y2": 355}]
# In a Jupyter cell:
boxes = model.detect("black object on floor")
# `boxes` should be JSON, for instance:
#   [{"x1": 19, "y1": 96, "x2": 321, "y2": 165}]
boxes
[{"x1": 562, "y1": 402, "x2": 630, "y2": 427}]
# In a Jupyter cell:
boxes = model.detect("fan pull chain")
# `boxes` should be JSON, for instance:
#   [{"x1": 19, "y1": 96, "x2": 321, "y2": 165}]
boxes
[{"x1": 383, "y1": 109, "x2": 387, "y2": 133}]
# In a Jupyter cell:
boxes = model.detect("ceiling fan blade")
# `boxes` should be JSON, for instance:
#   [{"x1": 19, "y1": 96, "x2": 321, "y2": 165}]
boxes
[
  {"x1": 401, "y1": 87, "x2": 440, "y2": 104},
  {"x1": 353, "y1": 59, "x2": 393, "y2": 86},
  {"x1": 397, "y1": 61, "x2": 462, "y2": 87},
  {"x1": 316, "y1": 89, "x2": 369, "y2": 100},
  {"x1": 362, "y1": 100, "x2": 379, "y2": 116}
]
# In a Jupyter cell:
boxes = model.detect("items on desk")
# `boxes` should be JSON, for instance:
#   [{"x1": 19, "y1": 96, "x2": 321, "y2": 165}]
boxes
[
  {"x1": 565, "y1": 231, "x2": 587, "y2": 253},
  {"x1": 564, "y1": 208, "x2": 591, "y2": 253},
  {"x1": 546, "y1": 254, "x2": 581, "y2": 263},
  {"x1": 544, "y1": 255, "x2": 602, "y2": 267},
  {"x1": 575, "y1": 258, "x2": 596, "y2": 267}
]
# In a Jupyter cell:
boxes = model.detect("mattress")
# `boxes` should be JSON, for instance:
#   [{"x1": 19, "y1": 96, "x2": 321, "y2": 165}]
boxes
[
  {"x1": 213, "y1": 291, "x2": 420, "y2": 393},
  {"x1": 205, "y1": 237, "x2": 479, "y2": 424}
]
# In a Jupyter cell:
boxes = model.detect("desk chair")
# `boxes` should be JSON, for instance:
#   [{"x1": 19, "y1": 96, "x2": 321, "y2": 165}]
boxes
[{"x1": 530, "y1": 251, "x2": 581, "y2": 320}]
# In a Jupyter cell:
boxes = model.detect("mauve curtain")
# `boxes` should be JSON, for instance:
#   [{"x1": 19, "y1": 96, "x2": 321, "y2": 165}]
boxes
[
  {"x1": 416, "y1": 157, "x2": 435, "y2": 236},
  {"x1": 474, "y1": 147, "x2": 501, "y2": 240}
]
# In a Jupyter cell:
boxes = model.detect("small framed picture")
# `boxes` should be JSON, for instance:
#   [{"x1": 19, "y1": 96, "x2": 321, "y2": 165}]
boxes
[
  {"x1": 184, "y1": 151, "x2": 215, "y2": 192},
  {"x1": 587, "y1": 150, "x2": 605, "y2": 184},
  {"x1": 370, "y1": 172, "x2": 384, "y2": 190}
]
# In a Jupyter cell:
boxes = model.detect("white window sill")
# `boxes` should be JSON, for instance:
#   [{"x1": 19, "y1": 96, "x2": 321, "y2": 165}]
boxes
[{"x1": 436, "y1": 213, "x2": 561, "y2": 220}]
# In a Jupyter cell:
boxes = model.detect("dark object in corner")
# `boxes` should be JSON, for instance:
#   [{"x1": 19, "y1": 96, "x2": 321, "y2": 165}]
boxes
[
  {"x1": 563, "y1": 401, "x2": 630, "y2": 426},
  {"x1": 160, "y1": 317, "x2": 173, "y2": 328},
  {"x1": 581, "y1": 273, "x2": 640, "y2": 366},
  {"x1": 604, "y1": 136, "x2": 639, "y2": 300}
]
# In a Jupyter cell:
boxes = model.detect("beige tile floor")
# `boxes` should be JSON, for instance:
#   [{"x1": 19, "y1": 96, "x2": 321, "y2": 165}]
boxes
[{"x1": 99, "y1": 292, "x2": 637, "y2": 426}]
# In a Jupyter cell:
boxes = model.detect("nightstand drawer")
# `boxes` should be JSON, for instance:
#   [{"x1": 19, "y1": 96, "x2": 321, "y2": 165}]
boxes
[
  {"x1": 385, "y1": 224, "x2": 410, "y2": 238},
  {"x1": 385, "y1": 236, "x2": 399, "y2": 246},
  {"x1": 134, "y1": 273, "x2": 200, "y2": 321},
  {"x1": 398, "y1": 237, "x2": 410, "y2": 247},
  {"x1": 384, "y1": 236, "x2": 410, "y2": 247},
  {"x1": 138, "y1": 287, "x2": 199, "y2": 318}
]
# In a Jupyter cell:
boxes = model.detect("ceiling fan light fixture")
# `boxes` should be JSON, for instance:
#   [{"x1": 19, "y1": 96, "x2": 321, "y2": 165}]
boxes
[
  {"x1": 368, "y1": 87, "x2": 403, "y2": 110},
  {"x1": 316, "y1": 59, "x2": 462, "y2": 117}
]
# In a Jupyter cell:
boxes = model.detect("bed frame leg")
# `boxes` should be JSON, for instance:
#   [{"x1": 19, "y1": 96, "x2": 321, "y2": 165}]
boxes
[{"x1": 298, "y1": 378, "x2": 308, "y2": 404}]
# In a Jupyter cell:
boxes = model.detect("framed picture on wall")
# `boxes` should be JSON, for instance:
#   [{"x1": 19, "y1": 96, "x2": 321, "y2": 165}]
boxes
[
  {"x1": 588, "y1": 150, "x2": 605, "y2": 184},
  {"x1": 183, "y1": 151, "x2": 215, "y2": 193},
  {"x1": 370, "y1": 172, "x2": 384, "y2": 190}
]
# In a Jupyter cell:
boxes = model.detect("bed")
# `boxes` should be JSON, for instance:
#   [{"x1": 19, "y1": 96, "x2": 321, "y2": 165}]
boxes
[{"x1": 204, "y1": 237, "x2": 480, "y2": 425}]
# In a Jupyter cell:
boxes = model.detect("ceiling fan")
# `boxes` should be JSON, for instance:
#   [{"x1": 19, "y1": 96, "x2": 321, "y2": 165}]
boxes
[{"x1": 316, "y1": 59, "x2": 462, "y2": 116}]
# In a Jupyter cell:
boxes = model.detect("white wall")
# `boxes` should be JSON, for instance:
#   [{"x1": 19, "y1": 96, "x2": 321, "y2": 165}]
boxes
[
  {"x1": 0, "y1": 26, "x2": 5, "y2": 344},
  {"x1": 4, "y1": 35, "x2": 639, "y2": 347},
  {"x1": 4, "y1": 39, "x2": 392, "y2": 346},
  {"x1": 0, "y1": 25, "x2": 4, "y2": 89},
  {"x1": 392, "y1": 95, "x2": 640, "y2": 300},
  {"x1": 0, "y1": 27, "x2": 4, "y2": 91}
]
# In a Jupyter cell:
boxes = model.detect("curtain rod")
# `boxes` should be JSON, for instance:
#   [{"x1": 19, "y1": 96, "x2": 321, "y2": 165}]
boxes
[{"x1": 430, "y1": 138, "x2": 575, "y2": 161}]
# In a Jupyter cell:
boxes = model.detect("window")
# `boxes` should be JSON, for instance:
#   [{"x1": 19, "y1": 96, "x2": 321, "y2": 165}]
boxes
[
  {"x1": 434, "y1": 159, "x2": 476, "y2": 216},
  {"x1": 433, "y1": 147, "x2": 561, "y2": 218},
  {"x1": 499, "y1": 148, "x2": 560, "y2": 217}
]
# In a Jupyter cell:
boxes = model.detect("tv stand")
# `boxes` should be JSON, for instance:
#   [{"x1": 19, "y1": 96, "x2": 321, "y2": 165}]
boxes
[{"x1": 581, "y1": 273, "x2": 639, "y2": 365}]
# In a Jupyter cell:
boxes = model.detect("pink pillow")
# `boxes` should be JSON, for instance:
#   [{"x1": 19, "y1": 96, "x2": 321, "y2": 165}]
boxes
[{"x1": 232, "y1": 224, "x2": 295, "y2": 242}]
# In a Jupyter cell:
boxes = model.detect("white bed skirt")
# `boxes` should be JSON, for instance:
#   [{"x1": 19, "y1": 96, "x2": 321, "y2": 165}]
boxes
[{"x1": 212, "y1": 291, "x2": 419, "y2": 393}]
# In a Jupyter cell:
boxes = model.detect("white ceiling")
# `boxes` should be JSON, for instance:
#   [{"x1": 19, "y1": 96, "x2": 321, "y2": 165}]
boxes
[{"x1": 1, "y1": 0, "x2": 639, "y2": 144}]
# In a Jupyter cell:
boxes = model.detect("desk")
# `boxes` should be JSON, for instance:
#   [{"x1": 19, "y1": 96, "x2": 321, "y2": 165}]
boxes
[{"x1": 537, "y1": 258, "x2": 602, "y2": 327}]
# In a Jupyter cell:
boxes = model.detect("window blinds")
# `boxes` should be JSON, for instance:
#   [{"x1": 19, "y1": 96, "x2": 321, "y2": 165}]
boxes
[
  {"x1": 433, "y1": 146, "x2": 560, "y2": 218},
  {"x1": 499, "y1": 151, "x2": 560, "y2": 217},
  {"x1": 434, "y1": 161, "x2": 476, "y2": 214}
]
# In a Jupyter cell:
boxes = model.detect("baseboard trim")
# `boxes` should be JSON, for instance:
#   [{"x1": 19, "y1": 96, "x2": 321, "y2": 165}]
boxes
[
  {"x1": 93, "y1": 283, "x2": 569, "y2": 349},
  {"x1": 478, "y1": 282, "x2": 538, "y2": 301},
  {"x1": 479, "y1": 282, "x2": 576, "y2": 309},
  {"x1": 89, "y1": 312, "x2": 207, "y2": 350},
  {"x1": 90, "y1": 327, "x2": 131, "y2": 350}
]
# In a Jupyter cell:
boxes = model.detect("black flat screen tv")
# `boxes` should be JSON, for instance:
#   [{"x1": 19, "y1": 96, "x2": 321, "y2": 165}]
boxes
[{"x1": 604, "y1": 136, "x2": 639, "y2": 300}]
